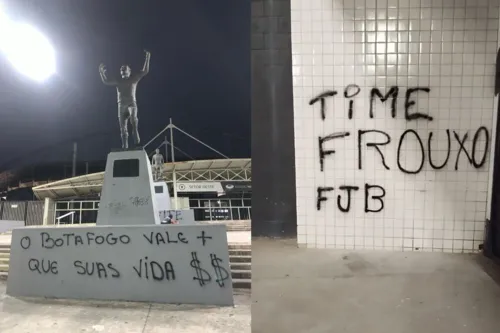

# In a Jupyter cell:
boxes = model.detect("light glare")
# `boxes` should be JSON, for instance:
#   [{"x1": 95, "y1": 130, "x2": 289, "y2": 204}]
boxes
[{"x1": 0, "y1": 8, "x2": 56, "y2": 82}]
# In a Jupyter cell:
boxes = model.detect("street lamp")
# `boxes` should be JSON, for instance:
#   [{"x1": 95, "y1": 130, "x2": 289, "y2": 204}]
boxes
[{"x1": 0, "y1": 6, "x2": 56, "y2": 82}]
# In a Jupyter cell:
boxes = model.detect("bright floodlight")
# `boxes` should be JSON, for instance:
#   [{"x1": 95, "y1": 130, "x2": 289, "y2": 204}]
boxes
[
  {"x1": 2, "y1": 23, "x2": 56, "y2": 82},
  {"x1": 0, "y1": 9, "x2": 56, "y2": 82}
]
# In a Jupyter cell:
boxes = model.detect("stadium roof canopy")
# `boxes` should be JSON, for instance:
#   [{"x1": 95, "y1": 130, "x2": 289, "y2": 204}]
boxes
[{"x1": 32, "y1": 158, "x2": 251, "y2": 200}]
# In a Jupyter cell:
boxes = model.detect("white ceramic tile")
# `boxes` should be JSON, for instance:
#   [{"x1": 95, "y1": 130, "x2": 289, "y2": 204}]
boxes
[{"x1": 292, "y1": 0, "x2": 499, "y2": 252}]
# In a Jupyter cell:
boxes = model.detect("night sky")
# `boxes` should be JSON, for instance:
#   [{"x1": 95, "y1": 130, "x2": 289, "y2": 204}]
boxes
[{"x1": 0, "y1": 0, "x2": 250, "y2": 171}]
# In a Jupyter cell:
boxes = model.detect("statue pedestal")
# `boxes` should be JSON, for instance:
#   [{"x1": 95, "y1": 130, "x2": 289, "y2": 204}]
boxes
[
  {"x1": 6, "y1": 224, "x2": 234, "y2": 306},
  {"x1": 6, "y1": 148, "x2": 235, "y2": 306},
  {"x1": 96, "y1": 148, "x2": 160, "y2": 226}
]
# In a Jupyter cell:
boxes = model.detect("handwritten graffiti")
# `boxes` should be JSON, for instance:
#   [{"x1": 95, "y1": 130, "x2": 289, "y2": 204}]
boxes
[
  {"x1": 74, "y1": 260, "x2": 120, "y2": 279},
  {"x1": 317, "y1": 184, "x2": 385, "y2": 213},
  {"x1": 311, "y1": 85, "x2": 490, "y2": 213},
  {"x1": 143, "y1": 231, "x2": 188, "y2": 245},
  {"x1": 190, "y1": 251, "x2": 212, "y2": 286},
  {"x1": 133, "y1": 257, "x2": 176, "y2": 281},
  {"x1": 210, "y1": 253, "x2": 230, "y2": 287},
  {"x1": 309, "y1": 90, "x2": 337, "y2": 120},
  {"x1": 310, "y1": 86, "x2": 434, "y2": 121},
  {"x1": 197, "y1": 230, "x2": 213, "y2": 246},
  {"x1": 28, "y1": 258, "x2": 58, "y2": 275},
  {"x1": 319, "y1": 127, "x2": 489, "y2": 174},
  {"x1": 13, "y1": 226, "x2": 233, "y2": 306},
  {"x1": 370, "y1": 86, "x2": 398, "y2": 118},
  {"x1": 318, "y1": 132, "x2": 350, "y2": 172},
  {"x1": 344, "y1": 84, "x2": 361, "y2": 119},
  {"x1": 358, "y1": 130, "x2": 391, "y2": 170},
  {"x1": 40, "y1": 232, "x2": 131, "y2": 248},
  {"x1": 130, "y1": 196, "x2": 150, "y2": 207}
]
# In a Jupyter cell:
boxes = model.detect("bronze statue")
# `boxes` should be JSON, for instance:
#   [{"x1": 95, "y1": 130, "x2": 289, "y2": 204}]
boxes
[{"x1": 99, "y1": 50, "x2": 151, "y2": 149}]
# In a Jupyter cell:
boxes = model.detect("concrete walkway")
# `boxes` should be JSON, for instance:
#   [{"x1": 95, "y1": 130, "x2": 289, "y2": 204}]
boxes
[
  {"x1": 252, "y1": 238, "x2": 500, "y2": 333},
  {"x1": 0, "y1": 282, "x2": 250, "y2": 332}
]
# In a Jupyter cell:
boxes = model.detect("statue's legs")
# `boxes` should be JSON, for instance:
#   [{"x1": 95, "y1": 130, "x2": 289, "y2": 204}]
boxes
[
  {"x1": 152, "y1": 166, "x2": 159, "y2": 181},
  {"x1": 129, "y1": 104, "x2": 140, "y2": 146},
  {"x1": 118, "y1": 104, "x2": 130, "y2": 149}
]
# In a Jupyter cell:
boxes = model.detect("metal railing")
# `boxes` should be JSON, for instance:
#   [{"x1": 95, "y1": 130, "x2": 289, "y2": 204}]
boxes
[{"x1": 56, "y1": 211, "x2": 75, "y2": 225}]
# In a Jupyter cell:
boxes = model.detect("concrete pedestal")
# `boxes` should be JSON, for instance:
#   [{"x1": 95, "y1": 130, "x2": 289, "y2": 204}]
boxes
[
  {"x1": 7, "y1": 224, "x2": 233, "y2": 306},
  {"x1": 97, "y1": 149, "x2": 160, "y2": 226}
]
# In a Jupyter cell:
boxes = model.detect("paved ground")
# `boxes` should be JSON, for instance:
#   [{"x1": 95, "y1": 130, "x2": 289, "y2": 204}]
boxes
[
  {"x1": 0, "y1": 282, "x2": 250, "y2": 332},
  {"x1": 252, "y1": 238, "x2": 500, "y2": 333}
]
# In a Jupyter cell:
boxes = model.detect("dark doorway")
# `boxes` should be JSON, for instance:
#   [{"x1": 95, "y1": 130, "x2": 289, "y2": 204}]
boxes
[{"x1": 486, "y1": 48, "x2": 500, "y2": 260}]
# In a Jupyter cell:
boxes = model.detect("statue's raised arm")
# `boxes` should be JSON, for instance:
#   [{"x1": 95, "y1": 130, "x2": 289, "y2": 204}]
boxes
[
  {"x1": 133, "y1": 50, "x2": 151, "y2": 81},
  {"x1": 99, "y1": 63, "x2": 116, "y2": 86}
]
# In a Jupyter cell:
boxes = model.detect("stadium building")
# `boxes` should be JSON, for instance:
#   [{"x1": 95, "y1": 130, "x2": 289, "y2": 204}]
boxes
[{"x1": 0, "y1": 124, "x2": 251, "y2": 226}]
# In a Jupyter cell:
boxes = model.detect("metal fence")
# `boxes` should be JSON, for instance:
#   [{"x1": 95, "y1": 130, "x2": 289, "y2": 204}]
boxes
[
  {"x1": 0, "y1": 201, "x2": 44, "y2": 226},
  {"x1": 55, "y1": 199, "x2": 251, "y2": 224}
]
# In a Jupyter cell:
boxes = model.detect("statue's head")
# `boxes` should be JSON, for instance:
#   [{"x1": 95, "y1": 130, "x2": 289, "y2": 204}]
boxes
[
  {"x1": 155, "y1": 149, "x2": 160, "y2": 154},
  {"x1": 120, "y1": 65, "x2": 131, "y2": 78}
]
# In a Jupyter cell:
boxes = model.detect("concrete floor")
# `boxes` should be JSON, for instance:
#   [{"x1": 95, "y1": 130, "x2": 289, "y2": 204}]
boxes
[
  {"x1": 0, "y1": 282, "x2": 250, "y2": 332},
  {"x1": 252, "y1": 238, "x2": 500, "y2": 333}
]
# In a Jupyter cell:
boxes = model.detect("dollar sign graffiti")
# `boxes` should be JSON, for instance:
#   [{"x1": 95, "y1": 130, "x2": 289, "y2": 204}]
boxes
[
  {"x1": 190, "y1": 252, "x2": 212, "y2": 286},
  {"x1": 210, "y1": 254, "x2": 230, "y2": 288}
]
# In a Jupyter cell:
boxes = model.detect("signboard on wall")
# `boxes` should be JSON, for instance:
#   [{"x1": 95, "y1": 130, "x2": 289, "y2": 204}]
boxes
[
  {"x1": 176, "y1": 182, "x2": 224, "y2": 193},
  {"x1": 220, "y1": 181, "x2": 252, "y2": 193},
  {"x1": 176, "y1": 182, "x2": 251, "y2": 194},
  {"x1": 7, "y1": 224, "x2": 234, "y2": 306}
]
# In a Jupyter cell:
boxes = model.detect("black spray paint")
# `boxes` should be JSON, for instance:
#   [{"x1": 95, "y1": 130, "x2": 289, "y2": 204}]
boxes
[
  {"x1": 453, "y1": 131, "x2": 471, "y2": 171},
  {"x1": 28, "y1": 258, "x2": 58, "y2": 275},
  {"x1": 318, "y1": 132, "x2": 350, "y2": 171},
  {"x1": 427, "y1": 130, "x2": 451, "y2": 170},
  {"x1": 404, "y1": 87, "x2": 433, "y2": 121},
  {"x1": 364, "y1": 184, "x2": 386, "y2": 213},
  {"x1": 317, "y1": 187, "x2": 334, "y2": 211},
  {"x1": 397, "y1": 129, "x2": 425, "y2": 174},
  {"x1": 190, "y1": 251, "x2": 212, "y2": 286},
  {"x1": 370, "y1": 86, "x2": 399, "y2": 118},
  {"x1": 471, "y1": 126, "x2": 489, "y2": 168},
  {"x1": 337, "y1": 186, "x2": 360, "y2": 212},
  {"x1": 210, "y1": 253, "x2": 230, "y2": 288},
  {"x1": 132, "y1": 257, "x2": 176, "y2": 281},
  {"x1": 142, "y1": 231, "x2": 188, "y2": 245},
  {"x1": 309, "y1": 90, "x2": 337, "y2": 120},
  {"x1": 40, "y1": 232, "x2": 130, "y2": 248},
  {"x1": 309, "y1": 85, "x2": 490, "y2": 214},
  {"x1": 197, "y1": 230, "x2": 213, "y2": 246},
  {"x1": 358, "y1": 130, "x2": 391, "y2": 170},
  {"x1": 344, "y1": 84, "x2": 361, "y2": 119},
  {"x1": 74, "y1": 260, "x2": 120, "y2": 279},
  {"x1": 317, "y1": 184, "x2": 386, "y2": 213}
]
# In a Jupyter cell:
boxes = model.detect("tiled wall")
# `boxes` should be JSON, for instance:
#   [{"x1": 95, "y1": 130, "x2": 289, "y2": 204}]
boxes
[{"x1": 292, "y1": 0, "x2": 499, "y2": 252}]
